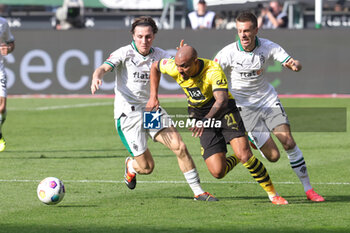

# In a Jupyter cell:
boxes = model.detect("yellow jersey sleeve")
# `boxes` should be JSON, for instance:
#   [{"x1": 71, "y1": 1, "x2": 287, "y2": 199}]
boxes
[
  {"x1": 205, "y1": 61, "x2": 229, "y2": 92},
  {"x1": 159, "y1": 58, "x2": 178, "y2": 78}
]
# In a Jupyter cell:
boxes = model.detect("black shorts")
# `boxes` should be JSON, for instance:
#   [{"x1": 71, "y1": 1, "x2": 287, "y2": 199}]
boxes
[{"x1": 189, "y1": 100, "x2": 246, "y2": 160}]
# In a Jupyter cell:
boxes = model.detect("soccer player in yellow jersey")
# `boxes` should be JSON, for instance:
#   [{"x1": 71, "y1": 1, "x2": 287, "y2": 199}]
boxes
[{"x1": 146, "y1": 45, "x2": 288, "y2": 205}]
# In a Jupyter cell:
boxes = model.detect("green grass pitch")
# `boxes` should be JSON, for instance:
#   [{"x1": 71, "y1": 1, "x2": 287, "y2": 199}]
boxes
[{"x1": 0, "y1": 97, "x2": 349, "y2": 233}]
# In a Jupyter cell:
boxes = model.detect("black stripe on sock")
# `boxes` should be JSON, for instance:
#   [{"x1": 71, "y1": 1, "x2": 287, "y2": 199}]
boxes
[
  {"x1": 257, "y1": 175, "x2": 271, "y2": 184},
  {"x1": 291, "y1": 161, "x2": 306, "y2": 169},
  {"x1": 247, "y1": 157, "x2": 258, "y2": 170},
  {"x1": 250, "y1": 161, "x2": 263, "y2": 175},
  {"x1": 252, "y1": 168, "x2": 267, "y2": 179}
]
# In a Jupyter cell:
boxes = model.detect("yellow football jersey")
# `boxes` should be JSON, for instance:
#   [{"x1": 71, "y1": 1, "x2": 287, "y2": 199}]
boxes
[{"x1": 159, "y1": 58, "x2": 233, "y2": 108}]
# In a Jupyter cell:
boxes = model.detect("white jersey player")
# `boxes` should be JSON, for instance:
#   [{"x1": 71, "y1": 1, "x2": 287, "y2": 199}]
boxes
[
  {"x1": 0, "y1": 17, "x2": 15, "y2": 152},
  {"x1": 91, "y1": 16, "x2": 217, "y2": 201},
  {"x1": 214, "y1": 11, "x2": 324, "y2": 202}
]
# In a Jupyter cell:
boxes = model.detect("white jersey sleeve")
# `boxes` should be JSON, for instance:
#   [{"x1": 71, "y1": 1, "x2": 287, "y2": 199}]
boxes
[
  {"x1": 0, "y1": 17, "x2": 14, "y2": 44},
  {"x1": 267, "y1": 40, "x2": 291, "y2": 64},
  {"x1": 214, "y1": 43, "x2": 234, "y2": 73},
  {"x1": 104, "y1": 47, "x2": 126, "y2": 71}
]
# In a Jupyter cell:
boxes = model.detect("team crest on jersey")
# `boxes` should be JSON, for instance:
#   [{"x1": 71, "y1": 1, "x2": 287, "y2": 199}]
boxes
[
  {"x1": 259, "y1": 53, "x2": 266, "y2": 64},
  {"x1": 162, "y1": 59, "x2": 168, "y2": 65},
  {"x1": 133, "y1": 143, "x2": 138, "y2": 152}
]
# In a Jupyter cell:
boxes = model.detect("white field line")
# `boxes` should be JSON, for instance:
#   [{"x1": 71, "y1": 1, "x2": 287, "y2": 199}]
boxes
[
  {"x1": 8, "y1": 102, "x2": 112, "y2": 111},
  {"x1": 0, "y1": 179, "x2": 349, "y2": 185},
  {"x1": 8, "y1": 99, "x2": 185, "y2": 111}
]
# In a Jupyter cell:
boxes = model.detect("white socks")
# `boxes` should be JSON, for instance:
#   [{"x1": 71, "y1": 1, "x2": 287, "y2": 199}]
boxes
[
  {"x1": 127, "y1": 160, "x2": 205, "y2": 196},
  {"x1": 286, "y1": 145, "x2": 312, "y2": 192},
  {"x1": 127, "y1": 158, "x2": 137, "y2": 174},
  {"x1": 183, "y1": 168, "x2": 204, "y2": 196}
]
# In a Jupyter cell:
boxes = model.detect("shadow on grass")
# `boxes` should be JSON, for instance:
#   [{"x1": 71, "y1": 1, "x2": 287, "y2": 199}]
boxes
[
  {"x1": 174, "y1": 195, "x2": 272, "y2": 202},
  {"x1": 57, "y1": 204, "x2": 99, "y2": 208},
  {"x1": 0, "y1": 224, "x2": 348, "y2": 233},
  {"x1": 174, "y1": 194, "x2": 350, "y2": 204},
  {"x1": 0, "y1": 150, "x2": 175, "y2": 159}
]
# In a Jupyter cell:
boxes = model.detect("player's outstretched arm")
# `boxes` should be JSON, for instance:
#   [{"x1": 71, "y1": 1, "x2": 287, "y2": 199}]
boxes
[
  {"x1": 91, "y1": 63, "x2": 112, "y2": 94},
  {"x1": 283, "y1": 58, "x2": 302, "y2": 72},
  {"x1": 146, "y1": 61, "x2": 162, "y2": 110}
]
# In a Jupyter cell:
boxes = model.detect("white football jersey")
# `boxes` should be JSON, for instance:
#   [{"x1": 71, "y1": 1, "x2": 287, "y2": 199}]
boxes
[
  {"x1": 0, "y1": 17, "x2": 15, "y2": 74},
  {"x1": 104, "y1": 42, "x2": 169, "y2": 119},
  {"x1": 215, "y1": 37, "x2": 290, "y2": 107}
]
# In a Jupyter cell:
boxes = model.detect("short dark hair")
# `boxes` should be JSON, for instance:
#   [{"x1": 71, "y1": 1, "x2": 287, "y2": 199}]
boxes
[
  {"x1": 131, "y1": 16, "x2": 158, "y2": 34},
  {"x1": 236, "y1": 11, "x2": 258, "y2": 29}
]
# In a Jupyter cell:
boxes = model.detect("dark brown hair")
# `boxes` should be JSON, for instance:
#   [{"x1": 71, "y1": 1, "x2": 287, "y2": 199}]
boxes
[
  {"x1": 236, "y1": 11, "x2": 258, "y2": 29},
  {"x1": 131, "y1": 16, "x2": 158, "y2": 34}
]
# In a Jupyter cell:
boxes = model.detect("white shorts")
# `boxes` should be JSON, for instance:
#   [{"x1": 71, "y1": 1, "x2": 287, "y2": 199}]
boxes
[
  {"x1": 0, "y1": 73, "x2": 7, "y2": 97},
  {"x1": 115, "y1": 106, "x2": 172, "y2": 157},
  {"x1": 240, "y1": 99, "x2": 289, "y2": 148}
]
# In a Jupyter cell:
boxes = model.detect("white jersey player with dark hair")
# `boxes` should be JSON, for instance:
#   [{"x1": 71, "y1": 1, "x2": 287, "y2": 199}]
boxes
[
  {"x1": 91, "y1": 16, "x2": 217, "y2": 201},
  {"x1": 0, "y1": 17, "x2": 15, "y2": 152},
  {"x1": 214, "y1": 11, "x2": 324, "y2": 202}
]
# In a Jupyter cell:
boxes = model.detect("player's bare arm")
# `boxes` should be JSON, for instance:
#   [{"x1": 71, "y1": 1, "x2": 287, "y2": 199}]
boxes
[
  {"x1": 205, "y1": 90, "x2": 228, "y2": 119},
  {"x1": 146, "y1": 61, "x2": 161, "y2": 110},
  {"x1": 283, "y1": 58, "x2": 302, "y2": 72},
  {"x1": 190, "y1": 90, "x2": 228, "y2": 138},
  {"x1": 0, "y1": 42, "x2": 14, "y2": 56},
  {"x1": 91, "y1": 63, "x2": 112, "y2": 94}
]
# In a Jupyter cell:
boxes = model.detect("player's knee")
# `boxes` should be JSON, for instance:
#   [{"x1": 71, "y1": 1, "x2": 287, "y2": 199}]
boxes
[
  {"x1": 266, "y1": 151, "x2": 280, "y2": 162},
  {"x1": 282, "y1": 138, "x2": 296, "y2": 151},
  {"x1": 210, "y1": 168, "x2": 226, "y2": 179},
  {"x1": 172, "y1": 141, "x2": 188, "y2": 158},
  {"x1": 235, "y1": 147, "x2": 252, "y2": 164}
]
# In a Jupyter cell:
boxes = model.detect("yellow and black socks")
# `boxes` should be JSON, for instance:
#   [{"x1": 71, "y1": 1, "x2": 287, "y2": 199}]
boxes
[
  {"x1": 243, "y1": 155, "x2": 277, "y2": 199},
  {"x1": 224, "y1": 154, "x2": 240, "y2": 176}
]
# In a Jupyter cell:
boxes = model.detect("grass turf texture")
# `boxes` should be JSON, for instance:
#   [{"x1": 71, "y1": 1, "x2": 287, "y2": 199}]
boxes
[{"x1": 0, "y1": 97, "x2": 349, "y2": 233}]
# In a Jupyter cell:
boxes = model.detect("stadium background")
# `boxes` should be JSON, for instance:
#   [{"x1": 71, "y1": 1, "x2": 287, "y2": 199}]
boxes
[
  {"x1": 6, "y1": 29, "x2": 350, "y2": 95},
  {"x1": 3, "y1": 0, "x2": 350, "y2": 96}
]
